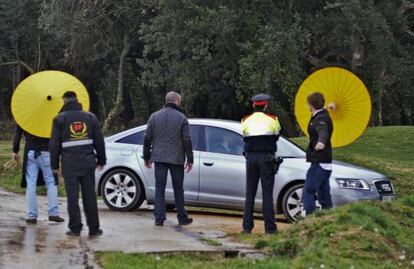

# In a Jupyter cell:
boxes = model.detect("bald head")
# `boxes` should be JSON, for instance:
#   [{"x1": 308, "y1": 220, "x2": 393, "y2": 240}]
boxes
[{"x1": 165, "y1": 91, "x2": 181, "y2": 106}]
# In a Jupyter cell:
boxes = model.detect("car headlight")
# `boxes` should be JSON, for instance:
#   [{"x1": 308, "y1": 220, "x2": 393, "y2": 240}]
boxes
[{"x1": 335, "y1": 178, "x2": 370, "y2": 190}]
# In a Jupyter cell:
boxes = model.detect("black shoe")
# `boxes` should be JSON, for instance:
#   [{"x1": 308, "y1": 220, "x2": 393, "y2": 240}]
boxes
[
  {"x1": 66, "y1": 230, "x2": 81, "y2": 236},
  {"x1": 178, "y1": 217, "x2": 193, "y2": 226},
  {"x1": 265, "y1": 230, "x2": 278, "y2": 235},
  {"x1": 241, "y1": 230, "x2": 251, "y2": 234},
  {"x1": 89, "y1": 229, "x2": 103, "y2": 237},
  {"x1": 155, "y1": 220, "x2": 164, "y2": 226},
  {"x1": 49, "y1": 215, "x2": 65, "y2": 223},
  {"x1": 26, "y1": 219, "x2": 37, "y2": 224}
]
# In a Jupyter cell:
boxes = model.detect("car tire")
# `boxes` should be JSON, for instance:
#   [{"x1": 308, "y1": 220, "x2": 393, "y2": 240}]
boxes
[
  {"x1": 101, "y1": 169, "x2": 145, "y2": 211},
  {"x1": 282, "y1": 183, "x2": 305, "y2": 222},
  {"x1": 282, "y1": 183, "x2": 323, "y2": 222}
]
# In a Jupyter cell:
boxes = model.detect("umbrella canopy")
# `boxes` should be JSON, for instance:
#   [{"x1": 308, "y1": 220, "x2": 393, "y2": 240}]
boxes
[
  {"x1": 11, "y1": 70, "x2": 90, "y2": 138},
  {"x1": 294, "y1": 67, "x2": 371, "y2": 148}
]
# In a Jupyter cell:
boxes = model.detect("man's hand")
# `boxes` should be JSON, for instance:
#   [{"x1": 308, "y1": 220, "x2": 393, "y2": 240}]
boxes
[
  {"x1": 53, "y1": 169, "x2": 61, "y2": 177},
  {"x1": 314, "y1": 142, "x2": 325, "y2": 151},
  {"x1": 185, "y1": 163, "x2": 193, "y2": 173},
  {"x1": 96, "y1": 165, "x2": 104, "y2": 172},
  {"x1": 12, "y1": 153, "x2": 20, "y2": 163},
  {"x1": 145, "y1": 161, "x2": 152, "y2": 169}
]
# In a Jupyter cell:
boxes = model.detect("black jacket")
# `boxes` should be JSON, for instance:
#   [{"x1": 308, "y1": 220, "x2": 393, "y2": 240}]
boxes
[
  {"x1": 306, "y1": 109, "x2": 333, "y2": 163},
  {"x1": 49, "y1": 102, "x2": 106, "y2": 177},
  {"x1": 12, "y1": 125, "x2": 56, "y2": 188}
]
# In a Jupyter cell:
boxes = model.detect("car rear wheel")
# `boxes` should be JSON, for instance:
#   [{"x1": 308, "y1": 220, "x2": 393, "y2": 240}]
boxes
[
  {"x1": 282, "y1": 183, "x2": 321, "y2": 222},
  {"x1": 101, "y1": 169, "x2": 144, "y2": 211}
]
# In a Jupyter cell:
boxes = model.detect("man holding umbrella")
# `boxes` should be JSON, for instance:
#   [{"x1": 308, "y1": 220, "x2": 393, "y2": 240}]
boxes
[{"x1": 50, "y1": 91, "x2": 106, "y2": 236}]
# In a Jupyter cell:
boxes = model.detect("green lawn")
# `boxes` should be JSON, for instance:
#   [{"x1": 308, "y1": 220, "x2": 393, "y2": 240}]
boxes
[{"x1": 291, "y1": 126, "x2": 414, "y2": 197}]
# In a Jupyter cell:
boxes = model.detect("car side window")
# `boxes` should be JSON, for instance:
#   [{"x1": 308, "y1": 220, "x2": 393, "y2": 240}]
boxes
[
  {"x1": 115, "y1": 130, "x2": 144, "y2": 145},
  {"x1": 204, "y1": 126, "x2": 244, "y2": 156}
]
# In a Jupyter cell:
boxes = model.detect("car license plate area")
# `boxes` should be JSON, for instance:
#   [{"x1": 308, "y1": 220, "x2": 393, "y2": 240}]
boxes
[{"x1": 381, "y1": 195, "x2": 395, "y2": 201}]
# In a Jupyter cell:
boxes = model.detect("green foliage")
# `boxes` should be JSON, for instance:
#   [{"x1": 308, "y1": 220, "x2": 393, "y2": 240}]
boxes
[{"x1": 1, "y1": 0, "x2": 413, "y2": 133}]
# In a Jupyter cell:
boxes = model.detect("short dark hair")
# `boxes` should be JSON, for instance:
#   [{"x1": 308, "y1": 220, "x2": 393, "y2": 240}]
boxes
[
  {"x1": 62, "y1": 91, "x2": 78, "y2": 104},
  {"x1": 307, "y1": 92, "x2": 325, "y2": 110},
  {"x1": 62, "y1": 91, "x2": 77, "y2": 99}
]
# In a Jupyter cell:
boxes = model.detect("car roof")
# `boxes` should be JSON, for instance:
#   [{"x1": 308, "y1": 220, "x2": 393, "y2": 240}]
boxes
[{"x1": 105, "y1": 118, "x2": 243, "y2": 142}]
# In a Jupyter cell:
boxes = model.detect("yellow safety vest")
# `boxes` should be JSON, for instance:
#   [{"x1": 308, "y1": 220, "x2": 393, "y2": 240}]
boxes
[{"x1": 241, "y1": 112, "x2": 281, "y2": 137}]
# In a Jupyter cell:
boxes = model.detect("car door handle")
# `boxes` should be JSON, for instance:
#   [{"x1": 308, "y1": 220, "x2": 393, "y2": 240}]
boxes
[{"x1": 203, "y1": 162, "x2": 214, "y2": 166}]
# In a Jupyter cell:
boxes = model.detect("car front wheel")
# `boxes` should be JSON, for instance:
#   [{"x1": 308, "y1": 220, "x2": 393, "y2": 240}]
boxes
[
  {"x1": 281, "y1": 183, "x2": 321, "y2": 222},
  {"x1": 101, "y1": 169, "x2": 144, "y2": 211}
]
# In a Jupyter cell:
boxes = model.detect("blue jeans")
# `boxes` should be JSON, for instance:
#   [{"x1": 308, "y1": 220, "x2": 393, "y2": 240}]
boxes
[
  {"x1": 302, "y1": 163, "x2": 333, "y2": 215},
  {"x1": 26, "y1": 151, "x2": 59, "y2": 219}
]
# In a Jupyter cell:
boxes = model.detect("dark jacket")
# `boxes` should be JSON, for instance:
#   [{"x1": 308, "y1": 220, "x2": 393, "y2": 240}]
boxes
[
  {"x1": 306, "y1": 109, "x2": 333, "y2": 163},
  {"x1": 143, "y1": 103, "x2": 193, "y2": 165},
  {"x1": 49, "y1": 102, "x2": 106, "y2": 177},
  {"x1": 12, "y1": 125, "x2": 57, "y2": 188}
]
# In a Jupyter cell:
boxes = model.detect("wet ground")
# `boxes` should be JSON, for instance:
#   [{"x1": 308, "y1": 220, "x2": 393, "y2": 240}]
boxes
[{"x1": 0, "y1": 188, "x2": 290, "y2": 268}]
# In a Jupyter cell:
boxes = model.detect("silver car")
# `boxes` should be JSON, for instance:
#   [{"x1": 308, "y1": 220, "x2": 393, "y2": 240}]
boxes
[{"x1": 95, "y1": 119, "x2": 395, "y2": 221}]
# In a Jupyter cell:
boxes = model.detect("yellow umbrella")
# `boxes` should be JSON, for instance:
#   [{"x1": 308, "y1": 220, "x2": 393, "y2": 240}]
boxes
[
  {"x1": 294, "y1": 67, "x2": 371, "y2": 148},
  {"x1": 11, "y1": 70, "x2": 90, "y2": 138}
]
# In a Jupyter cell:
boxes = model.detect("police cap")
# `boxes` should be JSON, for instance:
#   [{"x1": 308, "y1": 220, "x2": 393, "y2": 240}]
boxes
[
  {"x1": 251, "y1": 93, "x2": 271, "y2": 102},
  {"x1": 251, "y1": 93, "x2": 271, "y2": 106}
]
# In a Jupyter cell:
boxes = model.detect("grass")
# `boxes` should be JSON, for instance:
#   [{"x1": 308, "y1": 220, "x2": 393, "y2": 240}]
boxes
[
  {"x1": 234, "y1": 196, "x2": 414, "y2": 269},
  {"x1": 291, "y1": 126, "x2": 414, "y2": 197},
  {"x1": 96, "y1": 197, "x2": 414, "y2": 268},
  {"x1": 95, "y1": 252, "x2": 291, "y2": 269},
  {"x1": 199, "y1": 237, "x2": 223, "y2": 246}
]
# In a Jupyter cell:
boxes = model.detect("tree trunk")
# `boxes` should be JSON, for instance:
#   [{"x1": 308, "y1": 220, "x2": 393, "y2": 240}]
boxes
[
  {"x1": 102, "y1": 33, "x2": 131, "y2": 132},
  {"x1": 378, "y1": 87, "x2": 383, "y2": 126}
]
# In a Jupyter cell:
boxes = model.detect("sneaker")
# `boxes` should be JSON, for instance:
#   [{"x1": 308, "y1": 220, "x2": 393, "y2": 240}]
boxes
[
  {"x1": 26, "y1": 219, "x2": 37, "y2": 224},
  {"x1": 49, "y1": 216, "x2": 65, "y2": 222},
  {"x1": 178, "y1": 217, "x2": 193, "y2": 226},
  {"x1": 66, "y1": 230, "x2": 81, "y2": 236},
  {"x1": 89, "y1": 229, "x2": 103, "y2": 237}
]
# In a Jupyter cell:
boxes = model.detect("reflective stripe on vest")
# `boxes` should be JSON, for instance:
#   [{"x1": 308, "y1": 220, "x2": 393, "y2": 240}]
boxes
[
  {"x1": 241, "y1": 112, "x2": 281, "y2": 137},
  {"x1": 62, "y1": 139, "x2": 94, "y2": 148}
]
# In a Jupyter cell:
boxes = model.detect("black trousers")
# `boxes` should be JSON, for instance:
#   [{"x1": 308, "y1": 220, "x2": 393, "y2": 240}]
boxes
[
  {"x1": 64, "y1": 173, "x2": 100, "y2": 232},
  {"x1": 154, "y1": 162, "x2": 188, "y2": 222},
  {"x1": 243, "y1": 153, "x2": 277, "y2": 233}
]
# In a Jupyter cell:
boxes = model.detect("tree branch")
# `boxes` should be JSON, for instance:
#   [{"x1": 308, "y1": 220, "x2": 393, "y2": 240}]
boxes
[{"x1": 0, "y1": 60, "x2": 34, "y2": 74}]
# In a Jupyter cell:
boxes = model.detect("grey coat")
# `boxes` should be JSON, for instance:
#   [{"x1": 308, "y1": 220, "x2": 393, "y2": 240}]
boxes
[{"x1": 143, "y1": 103, "x2": 193, "y2": 165}]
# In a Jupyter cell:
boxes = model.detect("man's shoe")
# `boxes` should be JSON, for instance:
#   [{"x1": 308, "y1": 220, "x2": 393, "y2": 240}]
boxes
[
  {"x1": 66, "y1": 230, "x2": 81, "y2": 236},
  {"x1": 265, "y1": 230, "x2": 278, "y2": 235},
  {"x1": 241, "y1": 230, "x2": 251, "y2": 234},
  {"x1": 178, "y1": 217, "x2": 193, "y2": 226},
  {"x1": 26, "y1": 219, "x2": 37, "y2": 224},
  {"x1": 89, "y1": 229, "x2": 103, "y2": 237},
  {"x1": 155, "y1": 220, "x2": 164, "y2": 226},
  {"x1": 49, "y1": 216, "x2": 65, "y2": 223}
]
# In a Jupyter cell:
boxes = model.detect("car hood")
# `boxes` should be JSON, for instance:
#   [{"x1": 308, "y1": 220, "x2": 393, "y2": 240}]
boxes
[{"x1": 331, "y1": 160, "x2": 386, "y2": 182}]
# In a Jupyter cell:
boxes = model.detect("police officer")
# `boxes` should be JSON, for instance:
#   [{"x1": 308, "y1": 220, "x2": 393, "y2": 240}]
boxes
[
  {"x1": 50, "y1": 91, "x2": 106, "y2": 236},
  {"x1": 241, "y1": 93, "x2": 281, "y2": 234}
]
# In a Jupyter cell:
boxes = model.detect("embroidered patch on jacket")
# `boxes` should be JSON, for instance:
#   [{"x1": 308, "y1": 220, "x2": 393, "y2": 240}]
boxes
[{"x1": 70, "y1": 122, "x2": 88, "y2": 140}]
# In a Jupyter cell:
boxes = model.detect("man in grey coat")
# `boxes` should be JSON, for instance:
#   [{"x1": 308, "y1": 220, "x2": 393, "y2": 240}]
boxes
[{"x1": 143, "y1": 91, "x2": 194, "y2": 226}]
